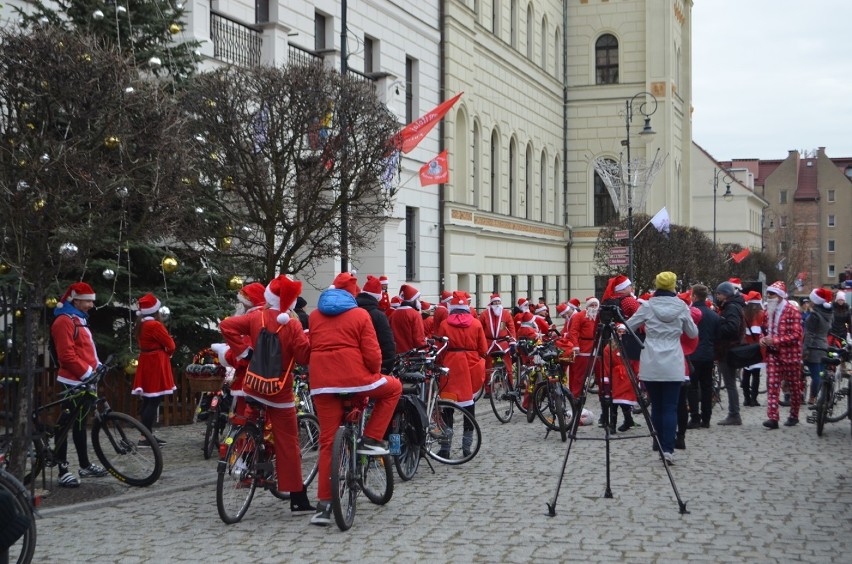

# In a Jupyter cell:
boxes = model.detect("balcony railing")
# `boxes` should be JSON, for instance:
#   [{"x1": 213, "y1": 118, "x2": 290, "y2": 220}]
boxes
[
  {"x1": 288, "y1": 43, "x2": 324, "y2": 67},
  {"x1": 210, "y1": 10, "x2": 262, "y2": 67}
]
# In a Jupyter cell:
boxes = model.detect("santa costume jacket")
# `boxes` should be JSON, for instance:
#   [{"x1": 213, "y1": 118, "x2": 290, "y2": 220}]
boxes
[
  {"x1": 389, "y1": 305, "x2": 426, "y2": 353},
  {"x1": 132, "y1": 317, "x2": 177, "y2": 397},
  {"x1": 435, "y1": 311, "x2": 488, "y2": 407},
  {"x1": 52, "y1": 306, "x2": 100, "y2": 386}
]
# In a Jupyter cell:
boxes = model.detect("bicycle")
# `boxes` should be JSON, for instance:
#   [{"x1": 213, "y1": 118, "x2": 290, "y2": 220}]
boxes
[
  {"x1": 293, "y1": 365, "x2": 314, "y2": 416},
  {"x1": 330, "y1": 396, "x2": 394, "y2": 531},
  {"x1": 487, "y1": 336, "x2": 520, "y2": 423},
  {"x1": 808, "y1": 341, "x2": 851, "y2": 436},
  {"x1": 0, "y1": 465, "x2": 36, "y2": 564},
  {"x1": 201, "y1": 383, "x2": 232, "y2": 460},
  {"x1": 26, "y1": 356, "x2": 163, "y2": 488},
  {"x1": 216, "y1": 400, "x2": 320, "y2": 524},
  {"x1": 527, "y1": 340, "x2": 573, "y2": 441}
]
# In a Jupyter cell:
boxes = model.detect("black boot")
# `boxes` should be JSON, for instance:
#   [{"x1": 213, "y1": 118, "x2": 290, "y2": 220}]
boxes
[
  {"x1": 290, "y1": 488, "x2": 316, "y2": 514},
  {"x1": 609, "y1": 407, "x2": 618, "y2": 435},
  {"x1": 674, "y1": 434, "x2": 686, "y2": 450}
]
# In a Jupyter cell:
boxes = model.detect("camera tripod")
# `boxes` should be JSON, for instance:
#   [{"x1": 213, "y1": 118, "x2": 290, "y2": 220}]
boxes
[{"x1": 546, "y1": 305, "x2": 689, "y2": 516}]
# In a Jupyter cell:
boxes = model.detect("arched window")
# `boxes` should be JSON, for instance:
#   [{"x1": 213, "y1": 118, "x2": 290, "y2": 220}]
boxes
[
  {"x1": 510, "y1": 0, "x2": 518, "y2": 48},
  {"x1": 473, "y1": 121, "x2": 481, "y2": 208},
  {"x1": 594, "y1": 161, "x2": 619, "y2": 225},
  {"x1": 540, "y1": 16, "x2": 547, "y2": 68},
  {"x1": 509, "y1": 138, "x2": 517, "y2": 217},
  {"x1": 490, "y1": 130, "x2": 500, "y2": 213},
  {"x1": 492, "y1": 0, "x2": 501, "y2": 36},
  {"x1": 554, "y1": 28, "x2": 562, "y2": 78},
  {"x1": 526, "y1": 4, "x2": 534, "y2": 59},
  {"x1": 540, "y1": 149, "x2": 548, "y2": 222},
  {"x1": 525, "y1": 144, "x2": 533, "y2": 219},
  {"x1": 554, "y1": 155, "x2": 561, "y2": 225},
  {"x1": 454, "y1": 109, "x2": 469, "y2": 205},
  {"x1": 595, "y1": 34, "x2": 618, "y2": 85}
]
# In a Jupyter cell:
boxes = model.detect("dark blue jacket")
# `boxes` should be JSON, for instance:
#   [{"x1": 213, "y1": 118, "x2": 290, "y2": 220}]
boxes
[
  {"x1": 690, "y1": 301, "x2": 720, "y2": 363},
  {"x1": 356, "y1": 293, "x2": 397, "y2": 374}
]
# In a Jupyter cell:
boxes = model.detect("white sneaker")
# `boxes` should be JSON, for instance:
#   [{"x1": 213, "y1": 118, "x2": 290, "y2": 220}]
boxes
[{"x1": 663, "y1": 451, "x2": 675, "y2": 466}]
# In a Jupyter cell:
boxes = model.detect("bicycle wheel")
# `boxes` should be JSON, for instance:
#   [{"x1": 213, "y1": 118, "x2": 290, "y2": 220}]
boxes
[
  {"x1": 0, "y1": 470, "x2": 37, "y2": 564},
  {"x1": 472, "y1": 378, "x2": 486, "y2": 403},
  {"x1": 489, "y1": 368, "x2": 514, "y2": 423},
  {"x1": 360, "y1": 453, "x2": 394, "y2": 505},
  {"x1": 393, "y1": 411, "x2": 422, "y2": 481},
  {"x1": 551, "y1": 381, "x2": 568, "y2": 442},
  {"x1": 513, "y1": 367, "x2": 531, "y2": 414},
  {"x1": 216, "y1": 426, "x2": 258, "y2": 524},
  {"x1": 533, "y1": 381, "x2": 569, "y2": 434},
  {"x1": 298, "y1": 413, "x2": 320, "y2": 487},
  {"x1": 203, "y1": 405, "x2": 222, "y2": 460},
  {"x1": 815, "y1": 381, "x2": 830, "y2": 436},
  {"x1": 22, "y1": 434, "x2": 47, "y2": 488},
  {"x1": 424, "y1": 400, "x2": 481, "y2": 465},
  {"x1": 91, "y1": 412, "x2": 162, "y2": 487},
  {"x1": 330, "y1": 426, "x2": 357, "y2": 531}
]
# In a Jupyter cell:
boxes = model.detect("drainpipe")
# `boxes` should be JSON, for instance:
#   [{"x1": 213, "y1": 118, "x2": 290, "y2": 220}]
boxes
[
  {"x1": 562, "y1": 1, "x2": 570, "y2": 296},
  {"x1": 438, "y1": 0, "x2": 446, "y2": 293}
]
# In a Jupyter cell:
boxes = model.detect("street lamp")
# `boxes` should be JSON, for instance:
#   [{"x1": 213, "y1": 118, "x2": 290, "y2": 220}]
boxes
[
  {"x1": 712, "y1": 167, "x2": 733, "y2": 246},
  {"x1": 623, "y1": 92, "x2": 657, "y2": 282}
]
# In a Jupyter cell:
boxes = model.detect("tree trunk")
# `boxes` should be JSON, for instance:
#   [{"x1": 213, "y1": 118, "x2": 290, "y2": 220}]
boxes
[{"x1": 7, "y1": 295, "x2": 38, "y2": 482}]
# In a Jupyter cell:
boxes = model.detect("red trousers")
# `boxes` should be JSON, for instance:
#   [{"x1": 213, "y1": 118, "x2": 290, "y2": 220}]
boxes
[
  {"x1": 313, "y1": 378, "x2": 402, "y2": 501},
  {"x1": 766, "y1": 361, "x2": 803, "y2": 421},
  {"x1": 570, "y1": 354, "x2": 601, "y2": 398},
  {"x1": 244, "y1": 404, "x2": 303, "y2": 493}
]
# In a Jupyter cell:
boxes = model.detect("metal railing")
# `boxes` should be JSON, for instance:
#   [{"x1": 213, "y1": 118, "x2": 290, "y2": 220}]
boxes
[
  {"x1": 210, "y1": 10, "x2": 262, "y2": 67},
  {"x1": 288, "y1": 43, "x2": 324, "y2": 67}
]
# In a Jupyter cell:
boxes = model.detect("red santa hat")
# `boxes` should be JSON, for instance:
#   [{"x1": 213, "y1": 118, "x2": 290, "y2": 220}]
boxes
[
  {"x1": 728, "y1": 277, "x2": 743, "y2": 291},
  {"x1": 638, "y1": 292, "x2": 652, "y2": 304},
  {"x1": 56, "y1": 282, "x2": 96, "y2": 309},
  {"x1": 586, "y1": 296, "x2": 600, "y2": 307},
  {"x1": 399, "y1": 284, "x2": 421, "y2": 302},
  {"x1": 676, "y1": 291, "x2": 692, "y2": 306},
  {"x1": 448, "y1": 291, "x2": 470, "y2": 313},
  {"x1": 440, "y1": 290, "x2": 453, "y2": 303},
  {"x1": 379, "y1": 275, "x2": 389, "y2": 285},
  {"x1": 390, "y1": 296, "x2": 401, "y2": 309},
  {"x1": 810, "y1": 287, "x2": 833, "y2": 309},
  {"x1": 746, "y1": 291, "x2": 764, "y2": 305},
  {"x1": 237, "y1": 282, "x2": 266, "y2": 308},
  {"x1": 766, "y1": 281, "x2": 787, "y2": 299},
  {"x1": 361, "y1": 275, "x2": 383, "y2": 301},
  {"x1": 535, "y1": 303, "x2": 548, "y2": 315},
  {"x1": 135, "y1": 293, "x2": 161, "y2": 317},
  {"x1": 555, "y1": 303, "x2": 570, "y2": 317},
  {"x1": 489, "y1": 293, "x2": 502, "y2": 305},
  {"x1": 519, "y1": 311, "x2": 534, "y2": 323},
  {"x1": 568, "y1": 298, "x2": 581, "y2": 311},
  {"x1": 264, "y1": 275, "x2": 302, "y2": 324},
  {"x1": 420, "y1": 300, "x2": 433, "y2": 312},
  {"x1": 331, "y1": 272, "x2": 359, "y2": 297},
  {"x1": 602, "y1": 274, "x2": 631, "y2": 302},
  {"x1": 517, "y1": 297, "x2": 530, "y2": 311}
]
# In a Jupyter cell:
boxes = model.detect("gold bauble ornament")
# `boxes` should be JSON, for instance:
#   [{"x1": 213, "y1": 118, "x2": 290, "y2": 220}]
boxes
[
  {"x1": 227, "y1": 275, "x2": 244, "y2": 291},
  {"x1": 169, "y1": 23, "x2": 181, "y2": 34},
  {"x1": 222, "y1": 176, "x2": 234, "y2": 190},
  {"x1": 162, "y1": 256, "x2": 179, "y2": 273},
  {"x1": 104, "y1": 136, "x2": 120, "y2": 150},
  {"x1": 33, "y1": 199, "x2": 45, "y2": 211},
  {"x1": 0, "y1": 262, "x2": 11, "y2": 275},
  {"x1": 218, "y1": 237, "x2": 232, "y2": 251},
  {"x1": 125, "y1": 358, "x2": 138, "y2": 375},
  {"x1": 181, "y1": 177, "x2": 192, "y2": 185},
  {"x1": 26, "y1": 123, "x2": 35, "y2": 130},
  {"x1": 15, "y1": 310, "x2": 23, "y2": 319},
  {"x1": 45, "y1": 297, "x2": 58, "y2": 308}
]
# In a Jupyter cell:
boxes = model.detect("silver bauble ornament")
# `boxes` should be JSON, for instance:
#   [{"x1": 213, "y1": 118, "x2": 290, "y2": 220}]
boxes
[
  {"x1": 40, "y1": 153, "x2": 50, "y2": 164},
  {"x1": 117, "y1": 6, "x2": 127, "y2": 14},
  {"x1": 195, "y1": 207, "x2": 204, "y2": 214},
  {"x1": 103, "y1": 268, "x2": 115, "y2": 280},
  {"x1": 17, "y1": 180, "x2": 29, "y2": 191},
  {"x1": 93, "y1": 10, "x2": 104, "y2": 20},
  {"x1": 124, "y1": 86, "x2": 134, "y2": 94},
  {"x1": 116, "y1": 186, "x2": 129, "y2": 198},
  {"x1": 59, "y1": 242, "x2": 78, "y2": 258},
  {"x1": 148, "y1": 57, "x2": 162, "y2": 68},
  {"x1": 159, "y1": 306, "x2": 171, "y2": 321}
]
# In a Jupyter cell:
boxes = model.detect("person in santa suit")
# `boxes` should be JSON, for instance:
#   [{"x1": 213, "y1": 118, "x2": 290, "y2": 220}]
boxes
[
  {"x1": 435, "y1": 292, "x2": 487, "y2": 458},
  {"x1": 389, "y1": 284, "x2": 426, "y2": 353},
  {"x1": 219, "y1": 275, "x2": 314, "y2": 513},
  {"x1": 533, "y1": 302, "x2": 552, "y2": 336},
  {"x1": 729, "y1": 277, "x2": 743, "y2": 294},
  {"x1": 308, "y1": 272, "x2": 402, "y2": 526},
  {"x1": 386, "y1": 295, "x2": 401, "y2": 318},
  {"x1": 421, "y1": 301, "x2": 435, "y2": 335},
  {"x1": 760, "y1": 280, "x2": 803, "y2": 429},
  {"x1": 568, "y1": 297, "x2": 601, "y2": 399},
  {"x1": 741, "y1": 291, "x2": 767, "y2": 407},
  {"x1": 50, "y1": 282, "x2": 108, "y2": 487},
  {"x1": 432, "y1": 290, "x2": 453, "y2": 334},
  {"x1": 601, "y1": 274, "x2": 642, "y2": 364},
  {"x1": 537, "y1": 297, "x2": 554, "y2": 326},
  {"x1": 553, "y1": 303, "x2": 578, "y2": 398},
  {"x1": 357, "y1": 275, "x2": 397, "y2": 375},
  {"x1": 131, "y1": 293, "x2": 177, "y2": 446},
  {"x1": 674, "y1": 291, "x2": 703, "y2": 449},
  {"x1": 211, "y1": 282, "x2": 267, "y2": 418},
  {"x1": 478, "y1": 293, "x2": 517, "y2": 380},
  {"x1": 377, "y1": 275, "x2": 391, "y2": 312},
  {"x1": 602, "y1": 339, "x2": 639, "y2": 433},
  {"x1": 513, "y1": 297, "x2": 531, "y2": 333}
]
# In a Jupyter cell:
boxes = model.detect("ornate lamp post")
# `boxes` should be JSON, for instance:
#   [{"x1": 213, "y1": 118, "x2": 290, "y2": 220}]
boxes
[
  {"x1": 624, "y1": 92, "x2": 657, "y2": 282},
  {"x1": 713, "y1": 167, "x2": 733, "y2": 246}
]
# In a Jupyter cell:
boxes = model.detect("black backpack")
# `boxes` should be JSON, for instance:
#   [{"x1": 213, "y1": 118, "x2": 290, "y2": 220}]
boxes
[
  {"x1": 48, "y1": 313, "x2": 81, "y2": 367},
  {"x1": 243, "y1": 313, "x2": 294, "y2": 398}
]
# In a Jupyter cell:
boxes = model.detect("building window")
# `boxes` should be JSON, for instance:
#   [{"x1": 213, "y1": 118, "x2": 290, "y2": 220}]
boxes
[
  {"x1": 525, "y1": 144, "x2": 533, "y2": 219},
  {"x1": 473, "y1": 122, "x2": 481, "y2": 208},
  {"x1": 828, "y1": 239, "x2": 835, "y2": 253},
  {"x1": 405, "y1": 57, "x2": 418, "y2": 124},
  {"x1": 405, "y1": 207, "x2": 419, "y2": 281},
  {"x1": 490, "y1": 130, "x2": 499, "y2": 213},
  {"x1": 827, "y1": 189, "x2": 835, "y2": 202},
  {"x1": 364, "y1": 36, "x2": 375, "y2": 73},
  {"x1": 779, "y1": 190, "x2": 787, "y2": 204},
  {"x1": 828, "y1": 214, "x2": 835, "y2": 227},
  {"x1": 828, "y1": 264, "x2": 836, "y2": 278},
  {"x1": 594, "y1": 162, "x2": 618, "y2": 225},
  {"x1": 779, "y1": 241, "x2": 788, "y2": 254},
  {"x1": 595, "y1": 34, "x2": 618, "y2": 85},
  {"x1": 780, "y1": 215, "x2": 787, "y2": 228},
  {"x1": 526, "y1": 4, "x2": 533, "y2": 59},
  {"x1": 540, "y1": 17, "x2": 547, "y2": 68},
  {"x1": 314, "y1": 12, "x2": 327, "y2": 50},
  {"x1": 256, "y1": 0, "x2": 269, "y2": 23},
  {"x1": 492, "y1": 0, "x2": 500, "y2": 36},
  {"x1": 554, "y1": 28, "x2": 561, "y2": 77},
  {"x1": 554, "y1": 155, "x2": 561, "y2": 225},
  {"x1": 846, "y1": 167, "x2": 852, "y2": 180},
  {"x1": 509, "y1": 139, "x2": 517, "y2": 217},
  {"x1": 540, "y1": 150, "x2": 547, "y2": 222},
  {"x1": 510, "y1": 0, "x2": 518, "y2": 48}
]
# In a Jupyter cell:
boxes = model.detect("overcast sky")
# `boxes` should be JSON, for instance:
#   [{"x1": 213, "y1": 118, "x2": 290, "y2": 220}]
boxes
[{"x1": 692, "y1": 0, "x2": 852, "y2": 161}]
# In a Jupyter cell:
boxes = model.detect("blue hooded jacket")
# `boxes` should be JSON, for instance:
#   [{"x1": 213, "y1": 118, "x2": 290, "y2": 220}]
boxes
[{"x1": 317, "y1": 288, "x2": 358, "y2": 316}]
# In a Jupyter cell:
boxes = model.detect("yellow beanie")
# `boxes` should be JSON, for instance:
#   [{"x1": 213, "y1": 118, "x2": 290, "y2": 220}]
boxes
[{"x1": 655, "y1": 271, "x2": 677, "y2": 291}]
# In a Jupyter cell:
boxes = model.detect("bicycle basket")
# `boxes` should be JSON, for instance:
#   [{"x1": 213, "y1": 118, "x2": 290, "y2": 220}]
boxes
[{"x1": 540, "y1": 342, "x2": 559, "y2": 362}]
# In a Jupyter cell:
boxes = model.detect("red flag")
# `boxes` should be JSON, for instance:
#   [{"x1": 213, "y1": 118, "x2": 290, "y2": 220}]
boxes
[
  {"x1": 394, "y1": 93, "x2": 463, "y2": 153},
  {"x1": 419, "y1": 150, "x2": 449, "y2": 186},
  {"x1": 796, "y1": 271, "x2": 807, "y2": 280},
  {"x1": 731, "y1": 248, "x2": 750, "y2": 263}
]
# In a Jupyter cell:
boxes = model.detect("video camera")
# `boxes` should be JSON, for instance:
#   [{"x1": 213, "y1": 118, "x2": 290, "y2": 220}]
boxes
[{"x1": 597, "y1": 304, "x2": 626, "y2": 325}]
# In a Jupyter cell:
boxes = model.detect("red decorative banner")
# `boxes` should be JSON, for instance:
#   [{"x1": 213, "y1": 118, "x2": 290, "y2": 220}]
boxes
[
  {"x1": 419, "y1": 150, "x2": 449, "y2": 186},
  {"x1": 731, "y1": 248, "x2": 750, "y2": 264},
  {"x1": 394, "y1": 93, "x2": 463, "y2": 153}
]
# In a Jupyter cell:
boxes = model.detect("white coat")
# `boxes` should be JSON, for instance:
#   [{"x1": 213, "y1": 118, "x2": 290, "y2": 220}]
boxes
[{"x1": 626, "y1": 294, "x2": 698, "y2": 382}]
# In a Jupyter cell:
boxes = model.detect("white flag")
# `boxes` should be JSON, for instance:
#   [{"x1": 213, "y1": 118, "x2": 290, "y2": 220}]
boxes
[
  {"x1": 650, "y1": 207, "x2": 670, "y2": 234},
  {"x1": 776, "y1": 259, "x2": 784, "y2": 271}
]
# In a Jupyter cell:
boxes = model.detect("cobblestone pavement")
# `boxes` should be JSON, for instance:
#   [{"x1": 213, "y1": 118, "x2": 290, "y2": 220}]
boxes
[{"x1": 29, "y1": 393, "x2": 852, "y2": 563}]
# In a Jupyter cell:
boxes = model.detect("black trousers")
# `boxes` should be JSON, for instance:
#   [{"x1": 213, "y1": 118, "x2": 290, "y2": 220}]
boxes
[
  {"x1": 687, "y1": 360, "x2": 715, "y2": 424},
  {"x1": 140, "y1": 396, "x2": 163, "y2": 433},
  {"x1": 55, "y1": 383, "x2": 91, "y2": 469}
]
